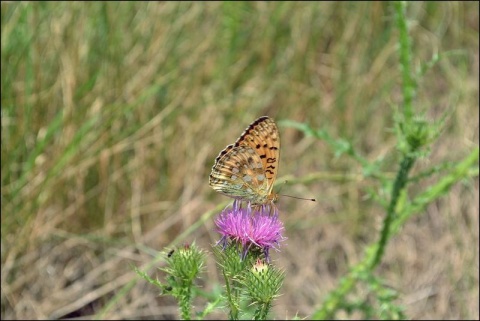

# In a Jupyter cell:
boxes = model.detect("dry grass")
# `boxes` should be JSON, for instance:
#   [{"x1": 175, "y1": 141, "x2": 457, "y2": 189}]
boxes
[{"x1": 1, "y1": 2, "x2": 478, "y2": 319}]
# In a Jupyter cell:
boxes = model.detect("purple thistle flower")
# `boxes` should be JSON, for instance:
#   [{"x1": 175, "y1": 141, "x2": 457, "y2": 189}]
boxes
[{"x1": 215, "y1": 200, "x2": 286, "y2": 261}]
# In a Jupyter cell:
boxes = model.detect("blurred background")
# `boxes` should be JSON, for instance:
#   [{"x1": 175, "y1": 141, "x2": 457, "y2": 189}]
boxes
[{"x1": 1, "y1": 2, "x2": 478, "y2": 319}]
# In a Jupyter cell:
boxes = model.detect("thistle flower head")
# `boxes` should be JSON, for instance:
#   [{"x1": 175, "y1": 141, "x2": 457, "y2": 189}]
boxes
[{"x1": 215, "y1": 200, "x2": 286, "y2": 261}]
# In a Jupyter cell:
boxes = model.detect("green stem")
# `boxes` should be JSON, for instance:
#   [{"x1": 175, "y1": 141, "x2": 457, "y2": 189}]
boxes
[
  {"x1": 254, "y1": 302, "x2": 272, "y2": 320},
  {"x1": 179, "y1": 284, "x2": 192, "y2": 320},
  {"x1": 223, "y1": 269, "x2": 239, "y2": 320},
  {"x1": 369, "y1": 0, "x2": 418, "y2": 270},
  {"x1": 393, "y1": 147, "x2": 479, "y2": 232},
  {"x1": 370, "y1": 154, "x2": 415, "y2": 269},
  {"x1": 395, "y1": 0, "x2": 415, "y2": 123}
]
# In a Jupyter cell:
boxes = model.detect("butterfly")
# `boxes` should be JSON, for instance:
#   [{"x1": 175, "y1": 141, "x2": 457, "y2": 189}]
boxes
[{"x1": 209, "y1": 116, "x2": 280, "y2": 206}]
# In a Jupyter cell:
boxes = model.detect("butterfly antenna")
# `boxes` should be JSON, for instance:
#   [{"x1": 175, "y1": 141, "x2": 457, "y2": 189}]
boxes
[
  {"x1": 278, "y1": 194, "x2": 316, "y2": 202},
  {"x1": 277, "y1": 180, "x2": 315, "y2": 202}
]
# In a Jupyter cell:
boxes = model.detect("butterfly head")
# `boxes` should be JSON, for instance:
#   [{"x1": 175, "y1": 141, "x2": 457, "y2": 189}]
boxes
[{"x1": 267, "y1": 192, "x2": 278, "y2": 203}]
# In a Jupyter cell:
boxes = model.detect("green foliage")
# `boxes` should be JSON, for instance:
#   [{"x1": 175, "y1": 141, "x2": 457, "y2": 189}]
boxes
[
  {"x1": 162, "y1": 243, "x2": 206, "y2": 285},
  {"x1": 213, "y1": 241, "x2": 255, "y2": 280},
  {"x1": 239, "y1": 261, "x2": 285, "y2": 320},
  {"x1": 139, "y1": 241, "x2": 285, "y2": 320},
  {"x1": 210, "y1": 242, "x2": 284, "y2": 320},
  {"x1": 136, "y1": 243, "x2": 206, "y2": 320}
]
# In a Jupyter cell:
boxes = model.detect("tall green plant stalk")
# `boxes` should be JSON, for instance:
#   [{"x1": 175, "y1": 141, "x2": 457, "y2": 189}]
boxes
[
  {"x1": 310, "y1": 1, "x2": 479, "y2": 318},
  {"x1": 370, "y1": 0, "x2": 419, "y2": 269}
]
